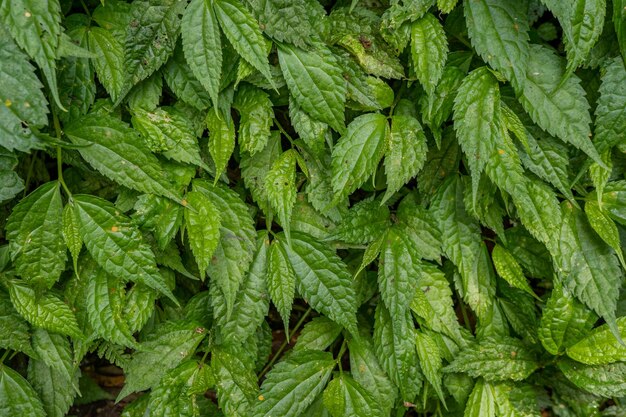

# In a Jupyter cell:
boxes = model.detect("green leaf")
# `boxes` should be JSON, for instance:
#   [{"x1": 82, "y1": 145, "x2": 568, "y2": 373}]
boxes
[
  {"x1": 253, "y1": 350, "x2": 335, "y2": 417},
  {"x1": 323, "y1": 374, "x2": 383, "y2": 417},
  {"x1": 240, "y1": 130, "x2": 281, "y2": 214},
  {"x1": 184, "y1": 190, "x2": 221, "y2": 278},
  {"x1": 148, "y1": 360, "x2": 207, "y2": 417},
  {"x1": 8, "y1": 281, "x2": 82, "y2": 340},
  {"x1": 294, "y1": 316, "x2": 342, "y2": 351},
  {"x1": 213, "y1": 0, "x2": 274, "y2": 88},
  {"x1": 518, "y1": 44, "x2": 603, "y2": 166},
  {"x1": 0, "y1": 365, "x2": 45, "y2": 417},
  {"x1": 29, "y1": 329, "x2": 76, "y2": 392},
  {"x1": 192, "y1": 180, "x2": 257, "y2": 317},
  {"x1": 331, "y1": 199, "x2": 390, "y2": 245},
  {"x1": 0, "y1": 290, "x2": 34, "y2": 356},
  {"x1": 265, "y1": 150, "x2": 297, "y2": 243},
  {"x1": 395, "y1": 199, "x2": 442, "y2": 262},
  {"x1": 27, "y1": 356, "x2": 78, "y2": 417},
  {"x1": 538, "y1": 282, "x2": 596, "y2": 355},
  {"x1": 62, "y1": 203, "x2": 82, "y2": 274},
  {"x1": 464, "y1": 379, "x2": 496, "y2": 417},
  {"x1": 382, "y1": 115, "x2": 427, "y2": 203},
  {"x1": 566, "y1": 317, "x2": 626, "y2": 365},
  {"x1": 556, "y1": 202, "x2": 623, "y2": 338},
  {"x1": 491, "y1": 244, "x2": 537, "y2": 299},
  {"x1": 163, "y1": 43, "x2": 212, "y2": 110},
  {"x1": 463, "y1": 0, "x2": 530, "y2": 90},
  {"x1": 212, "y1": 344, "x2": 257, "y2": 417},
  {"x1": 0, "y1": 151, "x2": 24, "y2": 203},
  {"x1": 116, "y1": 320, "x2": 206, "y2": 400},
  {"x1": 373, "y1": 303, "x2": 421, "y2": 401},
  {"x1": 282, "y1": 231, "x2": 358, "y2": 336},
  {"x1": 558, "y1": 358, "x2": 626, "y2": 397},
  {"x1": 88, "y1": 27, "x2": 125, "y2": 102},
  {"x1": 206, "y1": 107, "x2": 236, "y2": 183},
  {"x1": 126, "y1": 72, "x2": 162, "y2": 112},
  {"x1": 267, "y1": 238, "x2": 296, "y2": 333},
  {"x1": 410, "y1": 13, "x2": 448, "y2": 95},
  {"x1": 255, "y1": 0, "x2": 321, "y2": 48},
  {"x1": 415, "y1": 330, "x2": 446, "y2": 404},
  {"x1": 6, "y1": 181, "x2": 65, "y2": 290},
  {"x1": 615, "y1": 0, "x2": 626, "y2": 65},
  {"x1": 585, "y1": 200, "x2": 626, "y2": 268},
  {"x1": 348, "y1": 335, "x2": 397, "y2": 415},
  {"x1": 65, "y1": 114, "x2": 181, "y2": 202},
  {"x1": 182, "y1": 0, "x2": 221, "y2": 106},
  {"x1": 0, "y1": 0, "x2": 63, "y2": 110},
  {"x1": 278, "y1": 43, "x2": 347, "y2": 133},
  {"x1": 120, "y1": 0, "x2": 185, "y2": 102},
  {"x1": 73, "y1": 194, "x2": 177, "y2": 304},
  {"x1": 430, "y1": 177, "x2": 495, "y2": 318},
  {"x1": 331, "y1": 113, "x2": 388, "y2": 202},
  {"x1": 444, "y1": 337, "x2": 538, "y2": 381},
  {"x1": 233, "y1": 83, "x2": 273, "y2": 154}
]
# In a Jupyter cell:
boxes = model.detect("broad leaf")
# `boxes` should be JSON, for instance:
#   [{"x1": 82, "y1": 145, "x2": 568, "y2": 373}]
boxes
[
  {"x1": 206, "y1": 107, "x2": 236, "y2": 183},
  {"x1": 566, "y1": 317, "x2": 626, "y2": 365},
  {"x1": 0, "y1": 365, "x2": 45, "y2": 417},
  {"x1": 410, "y1": 13, "x2": 448, "y2": 94},
  {"x1": 464, "y1": 379, "x2": 496, "y2": 417},
  {"x1": 267, "y1": 238, "x2": 296, "y2": 333},
  {"x1": 212, "y1": 345, "x2": 258, "y2": 417},
  {"x1": 233, "y1": 84, "x2": 274, "y2": 154},
  {"x1": 294, "y1": 316, "x2": 342, "y2": 351},
  {"x1": 0, "y1": 290, "x2": 34, "y2": 355},
  {"x1": 88, "y1": 27, "x2": 124, "y2": 102},
  {"x1": 558, "y1": 358, "x2": 626, "y2": 397},
  {"x1": 331, "y1": 199, "x2": 390, "y2": 245},
  {"x1": 323, "y1": 374, "x2": 383, "y2": 417},
  {"x1": 491, "y1": 244, "x2": 537, "y2": 299},
  {"x1": 184, "y1": 190, "x2": 221, "y2": 278},
  {"x1": 265, "y1": 150, "x2": 297, "y2": 243},
  {"x1": 415, "y1": 330, "x2": 446, "y2": 404}
]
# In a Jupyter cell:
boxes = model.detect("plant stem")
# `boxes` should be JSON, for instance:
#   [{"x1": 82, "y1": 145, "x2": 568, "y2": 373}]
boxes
[
  {"x1": 0, "y1": 350, "x2": 9, "y2": 365},
  {"x1": 51, "y1": 108, "x2": 72, "y2": 198},
  {"x1": 336, "y1": 339, "x2": 348, "y2": 374},
  {"x1": 274, "y1": 118, "x2": 296, "y2": 146},
  {"x1": 258, "y1": 307, "x2": 312, "y2": 381}
]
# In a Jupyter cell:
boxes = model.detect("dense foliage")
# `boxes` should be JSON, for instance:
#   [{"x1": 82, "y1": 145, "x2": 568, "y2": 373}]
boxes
[{"x1": 1, "y1": 0, "x2": 626, "y2": 415}]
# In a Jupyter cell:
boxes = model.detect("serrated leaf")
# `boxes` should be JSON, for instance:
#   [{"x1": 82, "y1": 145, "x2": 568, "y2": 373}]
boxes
[
  {"x1": 88, "y1": 27, "x2": 124, "y2": 102},
  {"x1": 431, "y1": 176, "x2": 495, "y2": 318},
  {"x1": 415, "y1": 330, "x2": 446, "y2": 405},
  {"x1": 282, "y1": 231, "x2": 358, "y2": 336},
  {"x1": 240, "y1": 130, "x2": 281, "y2": 214},
  {"x1": 0, "y1": 365, "x2": 45, "y2": 417},
  {"x1": 62, "y1": 203, "x2": 82, "y2": 273},
  {"x1": 6, "y1": 181, "x2": 65, "y2": 290},
  {"x1": 73, "y1": 194, "x2": 177, "y2": 304},
  {"x1": 331, "y1": 113, "x2": 388, "y2": 202},
  {"x1": 338, "y1": 34, "x2": 405, "y2": 80},
  {"x1": 213, "y1": 234, "x2": 270, "y2": 344},
  {"x1": 27, "y1": 356, "x2": 78, "y2": 417},
  {"x1": 373, "y1": 303, "x2": 421, "y2": 401},
  {"x1": 8, "y1": 281, "x2": 82, "y2": 339},
  {"x1": 0, "y1": 0, "x2": 63, "y2": 110},
  {"x1": 254, "y1": 350, "x2": 335, "y2": 417},
  {"x1": 265, "y1": 150, "x2": 297, "y2": 243},
  {"x1": 117, "y1": 320, "x2": 206, "y2": 400},
  {"x1": 119, "y1": 0, "x2": 185, "y2": 102},
  {"x1": 331, "y1": 199, "x2": 390, "y2": 245},
  {"x1": 294, "y1": 316, "x2": 342, "y2": 351},
  {"x1": 127, "y1": 72, "x2": 162, "y2": 112},
  {"x1": 213, "y1": 344, "x2": 257, "y2": 417},
  {"x1": 411, "y1": 13, "x2": 448, "y2": 95},
  {"x1": 444, "y1": 337, "x2": 538, "y2": 381},
  {"x1": 538, "y1": 282, "x2": 596, "y2": 355},
  {"x1": 30, "y1": 329, "x2": 76, "y2": 392},
  {"x1": 214, "y1": 0, "x2": 274, "y2": 88},
  {"x1": 558, "y1": 358, "x2": 626, "y2": 397},
  {"x1": 65, "y1": 114, "x2": 180, "y2": 202},
  {"x1": 163, "y1": 43, "x2": 212, "y2": 110},
  {"x1": 566, "y1": 317, "x2": 626, "y2": 365},
  {"x1": 464, "y1": 0, "x2": 530, "y2": 90},
  {"x1": 396, "y1": 198, "x2": 442, "y2": 262},
  {"x1": 383, "y1": 115, "x2": 427, "y2": 203},
  {"x1": 0, "y1": 290, "x2": 34, "y2": 356},
  {"x1": 0, "y1": 151, "x2": 24, "y2": 203},
  {"x1": 323, "y1": 374, "x2": 383, "y2": 417},
  {"x1": 193, "y1": 179, "x2": 257, "y2": 317},
  {"x1": 278, "y1": 43, "x2": 346, "y2": 132},
  {"x1": 184, "y1": 190, "x2": 221, "y2": 278},
  {"x1": 233, "y1": 83, "x2": 273, "y2": 154},
  {"x1": 206, "y1": 107, "x2": 235, "y2": 183},
  {"x1": 267, "y1": 238, "x2": 296, "y2": 333},
  {"x1": 491, "y1": 244, "x2": 537, "y2": 299},
  {"x1": 464, "y1": 379, "x2": 496, "y2": 417},
  {"x1": 255, "y1": 0, "x2": 321, "y2": 48},
  {"x1": 148, "y1": 360, "x2": 203, "y2": 417},
  {"x1": 585, "y1": 200, "x2": 626, "y2": 268},
  {"x1": 182, "y1": 0, "x2": 221, "y2": 106},
  {"x1": 133, "y1": 194, "x2": 183, "y2": 250},
  {"x1": 518, "y1": 44, "x2": 603, "y2": 166},
  {"x1": 556, "y1": 202, "x2": 623, "y2": 339}
]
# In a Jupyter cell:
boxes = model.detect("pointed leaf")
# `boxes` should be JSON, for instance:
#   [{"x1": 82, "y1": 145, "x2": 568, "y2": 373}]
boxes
[
  {"x1": 411, "y1": 13, "x2": 448, "y2": 94},
  {"x1": 233, "y1": 84, "x2": 274, "y2": 154},
  {"x1": 265, "y1": 150, "x2": 297, "y2": 243},
  {"x1": 464, "y1": 379, "x2": 496, "y2": 417},
  {"x1": 88, "y1": 27, "x2": 124, "y2": 102},
  {"x1": 415, "y1": 330, "x2": 446, "y2": 404},
  {"x1": 491, "y1": 244, "x2": 537, "y2": 299},
  {"x1": 0, "y1": 365, "x2": 45, "y2": 417},
  {"x1": 184, "y1": 190, "x2": 221, "y2": 278},
  {"x1": 294, "y1": 316, "x2": 342, "y2": 352},
  {"x1": 206, "y1": 107, "x2": 236, "y2": 182},
  {"x1": 558, "y1": 358, "x2": 626, "y2": 397},
  {"x1": 267, "y1": 239, "x2": 296, "y2": 333},
  {"x1": 0, "y1": 290, "x2": 34, "y2": 356},
  {"x1": 566, "y1": 317, "x2": 626, "y2": 365},
  {"x1": 323, "y1": 374, "x2": 383, "y2": 417},
  {"x1": 212, "y1": 345, "x2": 258, "y2": 417},
  {"x1": 331, "y1": 199, "x2": 390, "y2": 245}
]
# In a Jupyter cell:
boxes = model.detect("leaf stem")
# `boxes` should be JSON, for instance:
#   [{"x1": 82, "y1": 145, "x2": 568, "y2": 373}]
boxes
[
  {"x1": 51, "y1": 108, "x2": 72, "y2": 198},
  {"x1": 274, "y1": 118, "x2": 296, "y2": 147},
  {"x1": 79, "y1": 0, "x2": 92, "y2": 19},
  {"x1": 258, "y1": 307, "x2": 312, "y2": 381},
  {"x1": 0, "y1": 350, "x2": 9, "y2": 365},
  {"x1": 336, "y1": 338, "x2": 348, "y2": 374}
]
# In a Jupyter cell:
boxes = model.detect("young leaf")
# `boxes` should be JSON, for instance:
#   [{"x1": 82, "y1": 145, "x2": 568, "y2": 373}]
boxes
[
  {"x1": 213, "y1": 0, "x2": 274, "y2": 87},
  {"x1": 566, "y1": 317, "x2": 626, "y2": 365},
  {"x1": 73, "y1": 194, "x2": 177, "y2": 304},
  {"x1": 65, "y1": 114, "x2": 180, "y2": 202},
  {"x1": 267, "y1": 238, "x2": 296, "y2": 334},
  {"x1": 415, "y1": 330, "x2": 446, "y2": 404},
  {"x1": 88, "y1": 27, "x2": 124, "y2": 102},
  {"x1": 463, "y1": 0, "x2": 530, "y2": 90},
  {"x1": 148, "y1": 360, "x2": 208, "y2": 417},
  {"x1": 331, "y1": 113, "x2": 388, "y2": 202},
  {"x1": 240, "y1": 130, "x2": 281, "y2": 214},
  {"x1": 181, "y1": 0, "x2": 222, "y2": 106},
  {"x1": 6, "y1": 181, "x2": 65, "y2": 290},
  {"x1": 265, "y1": 150, "x2": 297, "y2": 244},
  {"x1": 410, "y1": 13, "x2": 448, "y2": 95},
  {"x1": 253, "y1": 350, "x2": 335, "y2": 417},
  {"x1": 294, "y1": 316, "x2": 343, "y2": 351},
  {"x1": 116, "y1": 321, "x2": 206, "y2": 400},
  {"x1": 206, "y1": 107, "x2": 236, "y2": 183},
  {"x1": 8, "y1": 281, "x2": 82, "y2": 340},
  {"x1": 278, "y1": 43, "x2": 347, "y2": 133},
  {"x1": 444, "y1": 337, "x2": 538, "y2": 381},
  {"x1": 233, "y1": 83, "x2": 274, "y2": 154},
  {"x1": 491, "y1": 244, "x2": 537, "y2": 299},
  {"x1": 0, "y1": 365, "x2": 46, "y2": 417},
  {"x1": 585, "y1": 200, "x2": 626, "y2": 268},
  {"x1": 184, "y1": 190, "x2": 222, "y2": 278},
  {"x1": 282, "y1": 231, "x2": 358, "y2": 336},
  {"x1": 323, "y1": 374, "x2": 384, "y2": 417}
]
